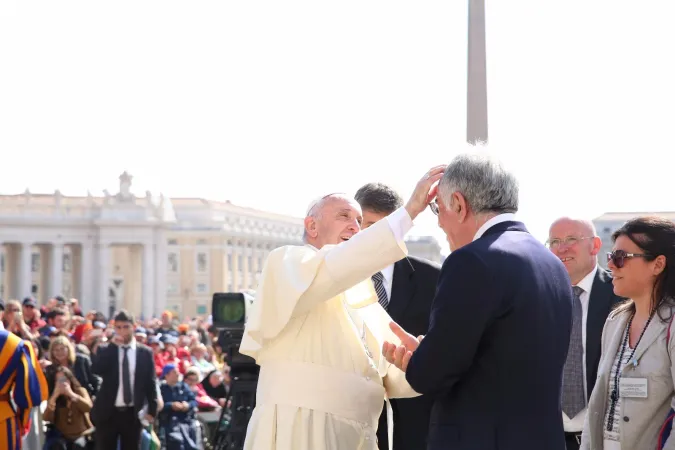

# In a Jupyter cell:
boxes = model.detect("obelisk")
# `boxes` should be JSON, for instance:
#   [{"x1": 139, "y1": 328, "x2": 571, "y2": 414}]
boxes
[{"x1": 467, "y1": 0, "x2": 488, "y2": 144}]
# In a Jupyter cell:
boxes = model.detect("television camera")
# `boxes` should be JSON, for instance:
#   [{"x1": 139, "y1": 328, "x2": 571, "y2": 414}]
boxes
[{"x1": 210, "y1": 292, "x2": 258, "y2": 450}]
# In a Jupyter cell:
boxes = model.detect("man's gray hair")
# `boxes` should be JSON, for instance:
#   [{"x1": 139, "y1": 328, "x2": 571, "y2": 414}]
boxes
[{"x1": 438, "y1": 153, "x2": 519, "y2": 215}]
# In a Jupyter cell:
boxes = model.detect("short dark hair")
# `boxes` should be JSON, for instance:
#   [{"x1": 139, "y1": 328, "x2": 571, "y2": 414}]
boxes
[
  {"x1": 114, "y1": 309, "x2": 135, "y2": 324},
  {"x1": 47, "y1": 308, "x2": 66, "y2": 321},
  {"x1": 354, "y1": 183, "x2": 403, "y2": 215}
]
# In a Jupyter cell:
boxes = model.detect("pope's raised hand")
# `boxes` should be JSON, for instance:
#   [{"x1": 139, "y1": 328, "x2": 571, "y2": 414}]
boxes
[
  {"x1": 405, "y1": 165, "x2": 446, "y2": 220},
  {"x1": 382, "y1": 321, "x2": 424, "y2": 372}
]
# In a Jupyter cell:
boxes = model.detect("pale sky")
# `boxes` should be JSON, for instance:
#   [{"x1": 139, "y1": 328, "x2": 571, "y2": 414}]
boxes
[{"x1": 1, "y1": 1, "x2": 673, "y2": 255}]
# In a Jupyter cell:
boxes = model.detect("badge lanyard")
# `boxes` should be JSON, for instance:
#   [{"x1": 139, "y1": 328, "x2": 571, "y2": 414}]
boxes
[{"x1": 606, "y1": 309, "x2": 655, "y2": 431}]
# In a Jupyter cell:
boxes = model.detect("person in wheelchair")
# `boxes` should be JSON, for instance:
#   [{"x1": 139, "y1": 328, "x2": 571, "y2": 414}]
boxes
[
  {"x1": 158, "y1": 364, "x2": 199, "y2": 450},
  {"x1": 42, "y1": 366, "x2": 95, "y2": 450}
]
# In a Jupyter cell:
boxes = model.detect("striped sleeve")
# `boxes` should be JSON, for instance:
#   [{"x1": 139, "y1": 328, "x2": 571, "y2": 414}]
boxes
[{"x1": 13, "y1": 339, "x2": 48, "y2": 426}]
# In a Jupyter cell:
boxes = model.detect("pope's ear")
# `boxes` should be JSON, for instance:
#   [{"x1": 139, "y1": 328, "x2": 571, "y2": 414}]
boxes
[{"x1": 304, "y1": 216, "x2": 318, "y2": 238}]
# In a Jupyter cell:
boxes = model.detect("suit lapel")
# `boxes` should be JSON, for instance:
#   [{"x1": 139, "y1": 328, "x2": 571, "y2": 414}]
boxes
[
  {"x1": 133, "y1": 347, "x2": 143, "y2": 402},
  {"x1": 624, "y1": 312, "x2": 668, "y2": 369},
  {"x1": 586, "y1": 269, "x2": 614, "y2": 392},
  {"x1": 387, "y1": 259, "x2": 416, "y2": 322}
]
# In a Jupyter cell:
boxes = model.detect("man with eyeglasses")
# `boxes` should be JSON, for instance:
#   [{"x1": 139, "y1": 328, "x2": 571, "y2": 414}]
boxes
[
  {"x1": 547, "y1": 217, "x2": 622, "y2": 450},
  {"x1": 90, "y1": 310, "x2": 158, "y2": 450}
]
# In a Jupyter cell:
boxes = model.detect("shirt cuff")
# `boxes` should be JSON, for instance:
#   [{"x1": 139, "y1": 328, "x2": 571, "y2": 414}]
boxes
[{"x1": 385, "y1": 207, "x2": 414, "y2": 242}]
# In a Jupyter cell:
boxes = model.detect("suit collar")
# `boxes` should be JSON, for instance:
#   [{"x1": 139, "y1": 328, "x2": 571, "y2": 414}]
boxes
[
  {"x1": 585, "y1": 267, "x2": 616, "y2": 396},
  {"x1": 473, "y1": 213, "x2": 517, "y2": 240},
  {"x1": 478, "y1": 220, "x2": 529, "y2": 239},
  {"x1": 576, "y1": 265, "x2": 598, "y2": 294},
  {"x1": 627, "y1": 307, "x2": 669, "y2": 368},
  {"x1": 604, "y1": 306, "x2": 669, "y2": 374}
]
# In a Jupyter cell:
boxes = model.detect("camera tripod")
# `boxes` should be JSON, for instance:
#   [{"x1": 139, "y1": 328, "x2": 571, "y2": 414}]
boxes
[{"x1": 212, "y1": 369, "x2": 259, "y2": 450}]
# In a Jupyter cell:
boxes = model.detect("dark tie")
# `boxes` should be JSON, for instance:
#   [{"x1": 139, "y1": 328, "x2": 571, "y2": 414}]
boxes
[
  {"x1": 122, "y1": 346, "x2": 133, "y2": 406},
  {"x1": 562, "y1": 286, "x2": 585, "y2": 418},
  {"x1": 372, "y1": 272, "x2": 389, "y2": 309}
]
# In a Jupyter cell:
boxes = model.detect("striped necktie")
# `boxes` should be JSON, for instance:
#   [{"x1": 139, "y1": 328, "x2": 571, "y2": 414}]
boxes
[
  {"x1": 372, "y1": 272, "x2": 389, "y2": 309},
  {"x1": 562, "y1": 285, "x2": 585, "y2": 418}
]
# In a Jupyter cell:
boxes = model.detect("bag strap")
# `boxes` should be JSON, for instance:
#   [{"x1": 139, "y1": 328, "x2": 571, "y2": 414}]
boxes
[
  {"x1": 658, "y1": 313, "x2": 675, "y2": 449},
  {"x1": 658, "y1": 412, "x2": 675, "y2": 450}
]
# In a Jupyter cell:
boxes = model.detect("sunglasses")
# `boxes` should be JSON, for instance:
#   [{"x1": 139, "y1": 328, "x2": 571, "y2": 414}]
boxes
[{"x1": 607, "y1": 249, "x2": 651, "y2": 268}]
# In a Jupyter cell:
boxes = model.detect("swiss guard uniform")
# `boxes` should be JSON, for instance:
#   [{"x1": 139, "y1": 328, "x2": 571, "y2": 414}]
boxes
[{"x1": 0, "y1": 327, "x2": 48, "y2": 449}]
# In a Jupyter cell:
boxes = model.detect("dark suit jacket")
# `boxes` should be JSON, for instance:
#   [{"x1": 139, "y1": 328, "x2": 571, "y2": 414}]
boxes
[
  {"x1": 585, "y1": 267, "x2": 622, "y2": 399},
  {"x1": 90, "y1": 342, "x2": 158, "y2": 425},
  {"x1": 377, "y1": 256, "x2": 440, "y2": 450},
  {"x1": 405, "y1": 221, "x2": 573, "y2": 450}
]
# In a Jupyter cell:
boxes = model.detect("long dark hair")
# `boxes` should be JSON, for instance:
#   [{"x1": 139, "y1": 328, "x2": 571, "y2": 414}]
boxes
[{"x1": 612, "y1": 216, "x2": 675, "y2": 322}]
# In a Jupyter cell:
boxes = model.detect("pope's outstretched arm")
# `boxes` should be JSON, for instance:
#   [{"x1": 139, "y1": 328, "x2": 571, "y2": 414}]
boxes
[
  {"x1": 293, "y1": 206, "x2": 412, "y2": 316},
  {"x1": 240, "y1": 207, "x2": 410, "y2": 357}
]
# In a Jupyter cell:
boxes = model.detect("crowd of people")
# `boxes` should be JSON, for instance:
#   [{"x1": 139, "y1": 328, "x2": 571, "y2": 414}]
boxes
[{"x1": 0, "y1": 297, "x2": 232, "y2": 450}]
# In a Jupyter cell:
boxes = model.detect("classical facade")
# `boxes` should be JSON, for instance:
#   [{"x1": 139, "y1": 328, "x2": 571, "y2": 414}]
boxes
[
  {"x1": 592, "y1": 211, "x2": 675, "y2": 269},
  {"x1": 0, "y1": 173, "x2": 442, "y2": 319}
]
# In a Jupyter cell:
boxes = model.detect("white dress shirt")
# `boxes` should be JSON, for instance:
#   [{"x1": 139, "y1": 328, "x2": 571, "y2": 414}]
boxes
[
  {"x1": 473, "y1": 213, "x2": 517, "y2": 241},
  {"x1": 376, "y1": 208, "x2": 411, "y2": 305},
  {"x1": 115, "y1": 338, "x2": 137, "y2": 407},
  {"x1": 563, "y1": 264, "x2": 598, "y2": 432},
  {"x1": 380, "y1": 263, "x2": 395, "y2": 303}
]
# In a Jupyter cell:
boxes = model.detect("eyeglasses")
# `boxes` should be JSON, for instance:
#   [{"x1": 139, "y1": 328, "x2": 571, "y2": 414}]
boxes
[
  {"x1": 545, "y1": 236, "x2": 594, "y2": 249},
  {"x1": 429, "y1": 199, "x2": 439, "y2": 216},
  {"x1": 607, "y1": 249, "x2": 652, "y2": 268}
]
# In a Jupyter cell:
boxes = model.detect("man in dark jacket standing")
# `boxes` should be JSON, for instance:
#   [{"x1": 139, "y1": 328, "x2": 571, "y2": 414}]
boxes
[
  {"x1": 91, "y1": 310, "x2": 158, "y2": 450},
  {"x1": 383, "y1": 153, "x2": 573, "y2": 450},
  {"x1": 547, "y1": 216, "x2": 622, "y2": 450},
  {"x1": 355, "y1": 182, "x2": 440, "y2": 450}
]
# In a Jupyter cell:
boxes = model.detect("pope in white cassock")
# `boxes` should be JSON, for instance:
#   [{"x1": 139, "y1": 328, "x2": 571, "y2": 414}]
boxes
[{"x1": 239, "y1": 166, "x2": 446, "y2": 450}]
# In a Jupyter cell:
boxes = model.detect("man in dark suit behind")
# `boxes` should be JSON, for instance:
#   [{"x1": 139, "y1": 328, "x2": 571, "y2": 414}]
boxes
[
  {"x1": 91, "y1": 310, "x2": 158, "y2": 450},
  {"x1": 382, "y1": 153, "x2": 573, "y2": 450},
  {"x1": 547, "y1": 217, "x2": 623, "y2": 450},
  {"x1": 355, "y1": 182, "x2": 440, "y2": 450}
]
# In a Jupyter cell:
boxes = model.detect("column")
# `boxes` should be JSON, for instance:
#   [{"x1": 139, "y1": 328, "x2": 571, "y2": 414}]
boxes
[
  {"x1": 79, "y1": 242, "x2": 94, "y2": 312},
  {"x1": 49, "y1": 243, "x2": 64, "y2": 299},
  {"x1": 142, "y1": 242, "x2": 155, "y2": 321},
  {"x1": 38, "y1": 246, "x2": 50, "y2": 304},
  {"x1": 242, "y1": 243, "x2": 250, "y2": 289},
  {"x1": 18, "y1": 242, "x2": 33, "y2": 299},
  {"x1": 98, "y1": 243, "x2": 111, "y2": 317},
  {"x1": 467, "y1": 0, "x2": 488, "y2": 144},
  {"x1": 231, "y1": 244, "x2": 240, "y2": 290},
  {"x1": 154, "y1": 232, "x2": 168, "y2": 319},
  {"x1": 224, "y1": 244, "x2": 232, "y2": 292}
]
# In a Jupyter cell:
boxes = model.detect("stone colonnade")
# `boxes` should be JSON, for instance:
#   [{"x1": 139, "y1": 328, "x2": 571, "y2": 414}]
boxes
[{"x1": 0, "y1": 236, "x2": 166, "y2": 320}]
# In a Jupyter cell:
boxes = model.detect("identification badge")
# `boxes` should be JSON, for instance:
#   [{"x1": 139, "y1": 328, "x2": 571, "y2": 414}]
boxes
[{"x1": 619, "y1": 378, "x2": 648, "y2": 398}]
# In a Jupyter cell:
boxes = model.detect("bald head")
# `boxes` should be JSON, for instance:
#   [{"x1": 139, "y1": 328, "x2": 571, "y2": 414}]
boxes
[
  {"x1": 548, "y1": 216, "x2": 602, "y2": 284},
  {"x1": 303, "y1": 194, "x2": 362, "y2": 249},
  {"x1": 549, "y1": 217, "x2": 597, "y2": 237}
]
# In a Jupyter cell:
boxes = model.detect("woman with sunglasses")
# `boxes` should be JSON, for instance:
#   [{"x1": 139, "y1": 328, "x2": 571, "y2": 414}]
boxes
[{"x1": 580, "y1": 216, "x2": 675, "y2": 450}]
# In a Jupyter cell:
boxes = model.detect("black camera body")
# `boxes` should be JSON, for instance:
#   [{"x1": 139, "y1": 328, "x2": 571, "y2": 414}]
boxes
[
  {"x1": 211, "y1": 292, "x2": 258, "y2": 373},
  {"x1": 210, "y1": 292, "x2": 259, "y2": 450}
]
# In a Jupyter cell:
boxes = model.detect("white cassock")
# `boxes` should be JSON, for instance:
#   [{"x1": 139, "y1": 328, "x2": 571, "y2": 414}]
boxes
[{"x1": 240, "y1": 207, "x2": 420, "y2": 450}]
